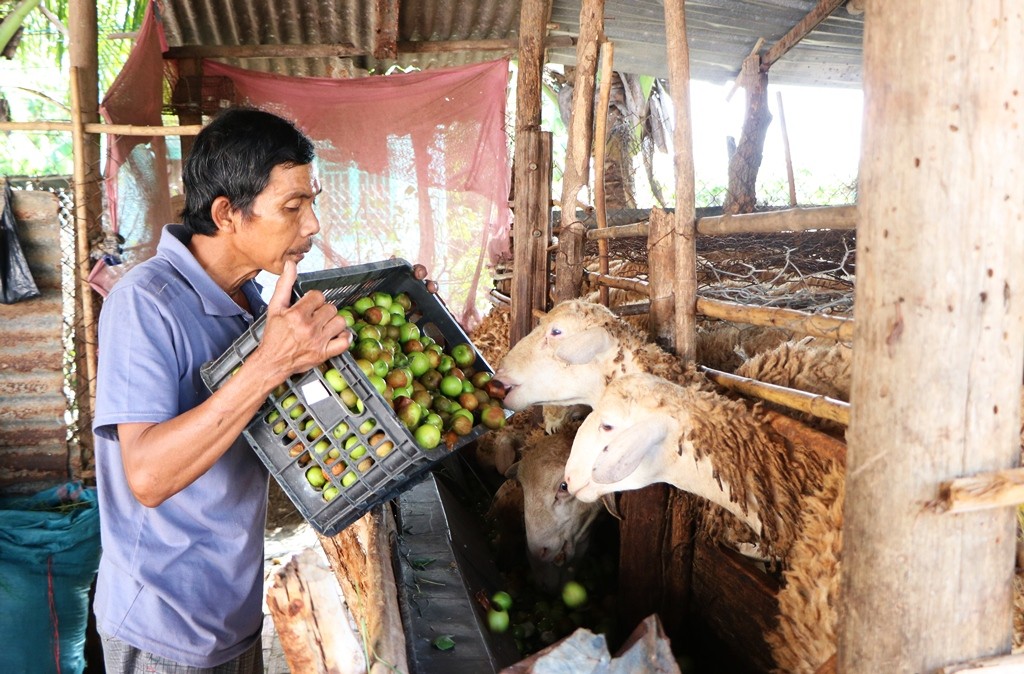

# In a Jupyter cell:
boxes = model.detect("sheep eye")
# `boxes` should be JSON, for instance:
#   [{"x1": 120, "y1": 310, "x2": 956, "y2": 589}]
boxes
[
  {"x1": 558, "y1": 481, "x2": 568, "y2": 492},
  {"x1": 599, "y1": 423, "x2": 613, "y2": 432},
  {"x1": 549, "y1": 327, "x2": 562, "y2": 336}
]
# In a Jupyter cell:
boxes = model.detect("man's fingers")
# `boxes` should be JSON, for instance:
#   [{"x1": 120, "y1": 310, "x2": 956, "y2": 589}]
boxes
[
  {"x1": 268, "y1": 260, "x2": 298, "y2": 311},
  {"x1": 325, "y1": 330, "x2": 354, "y2": 358}
]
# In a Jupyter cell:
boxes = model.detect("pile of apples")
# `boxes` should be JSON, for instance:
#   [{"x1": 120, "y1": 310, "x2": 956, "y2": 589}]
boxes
[{"x1": 263, "y1": 288, "x2": 507, "y2": 501}]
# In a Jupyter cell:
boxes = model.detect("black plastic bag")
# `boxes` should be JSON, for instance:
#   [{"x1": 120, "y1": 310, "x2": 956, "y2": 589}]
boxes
[{"x1": 0, "y1": 181, "x2": 40, "y2": 304}]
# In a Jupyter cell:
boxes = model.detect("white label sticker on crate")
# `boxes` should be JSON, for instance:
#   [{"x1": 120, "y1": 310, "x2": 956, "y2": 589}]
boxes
[{"x1": 301, "y1": 379, "x2": 331, "y2": 405}]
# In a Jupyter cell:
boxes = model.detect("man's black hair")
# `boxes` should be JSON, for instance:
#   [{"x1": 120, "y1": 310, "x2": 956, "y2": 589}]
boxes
[{"x1": 181, "y1": 107, "x2": 316, "y2": 236}]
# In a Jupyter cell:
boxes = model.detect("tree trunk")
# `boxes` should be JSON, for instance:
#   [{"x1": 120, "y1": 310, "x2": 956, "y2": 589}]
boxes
[{"x1": 723, "y1": 55, "x2": 771, "y2": 215}]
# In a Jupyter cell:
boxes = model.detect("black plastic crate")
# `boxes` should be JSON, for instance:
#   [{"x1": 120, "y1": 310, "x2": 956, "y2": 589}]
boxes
[{"x1": 201, "y1": 258, "x2": 507, "y2": 537}]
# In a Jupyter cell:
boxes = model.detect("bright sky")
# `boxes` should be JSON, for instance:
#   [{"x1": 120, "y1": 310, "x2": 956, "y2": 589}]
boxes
[{"x1": 688, "y1": 79, "x2": 864, "y2": 188}]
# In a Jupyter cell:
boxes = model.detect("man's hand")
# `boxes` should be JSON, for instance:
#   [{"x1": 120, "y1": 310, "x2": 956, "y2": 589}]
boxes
[{"x1": 256, "y1": 261, "x2": 352, "y2": 381}]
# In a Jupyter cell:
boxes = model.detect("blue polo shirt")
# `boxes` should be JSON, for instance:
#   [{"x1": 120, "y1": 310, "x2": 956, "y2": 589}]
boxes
[{"x1": 92, "y1": 224, "x2": 270, "y2": 667}]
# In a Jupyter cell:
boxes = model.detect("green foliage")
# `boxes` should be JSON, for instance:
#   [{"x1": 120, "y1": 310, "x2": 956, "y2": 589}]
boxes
[{"x1": 0, "y1": 0, "x2": 147, "y2": 176}]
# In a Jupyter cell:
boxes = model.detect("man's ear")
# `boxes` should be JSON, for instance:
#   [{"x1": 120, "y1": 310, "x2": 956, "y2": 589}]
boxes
[{"x1": 210, "y1": 196, "x2": 240, "y2": 233}]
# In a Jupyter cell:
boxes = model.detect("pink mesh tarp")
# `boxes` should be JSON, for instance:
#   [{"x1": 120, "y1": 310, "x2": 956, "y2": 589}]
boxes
[{"x1": 99, "y1": 6, "x2": 512, "y2": 326}]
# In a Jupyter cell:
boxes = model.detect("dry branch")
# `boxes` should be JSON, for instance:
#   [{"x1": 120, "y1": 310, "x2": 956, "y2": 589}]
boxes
[
  {"x1": 932, "y1": 467, "x2": 1024, "y2": 513},
  {"x1": 587, "y1": 221, "x2": 650, "y2": 240},
  {"x1": 702, "y1": 366, "x2": 851, "y2": 426}
]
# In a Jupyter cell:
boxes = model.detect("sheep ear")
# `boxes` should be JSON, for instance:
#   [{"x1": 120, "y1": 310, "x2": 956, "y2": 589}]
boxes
[
  {"x1": 554, "y1": 328, "x2": 614, "y2": 365},
  {"x1": 600, "y1": 494, "x2": 622, "y2": 520},
  {"x1": 591, "y1": 421, "x2": 667, "y2": 484},
  {"x1": 504, "y1": 461, "x2": 520, "y2": 480}
]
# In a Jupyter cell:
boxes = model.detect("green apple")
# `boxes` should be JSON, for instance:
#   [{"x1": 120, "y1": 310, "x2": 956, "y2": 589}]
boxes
[
  {"x1": 414, "y1": 423, "x2": 441, "y2": 449},
  {"x1": 324, "y1": 368, "x2": 347, "y2": 392},
  {"x1": 451, "y1": 343, "x2": 476, "y2": 369},
  {"x1": 372, "y1": 291, "x2": 393, "y2": 309},
  {"x1": 407, "y1": 351, "x2": 431, "y2": 378},
  {"x1": 305, "y1": 466, "x2": 326, "y2": 489},
  {"x1": 341, "y1": 471, "x2": 358, "y2": 488},
  {"x1": 322, "y1": 485, "x2": 339, "y2": 501},
  {"x1": 439, "y1": 375, "x2": 463, "y2": 399},
  {"x1": 561, "y1": 581, "x2": 588, "y2": 608},
  {"x1": 487, "y1": 608, "x2": 510, "y2": 633},
  {"x1": 491, "y1": 591, "x2": 513, "y2": 611},
  {"x1": 353, "y1": 296, "x2": 375, "y2": 315}
]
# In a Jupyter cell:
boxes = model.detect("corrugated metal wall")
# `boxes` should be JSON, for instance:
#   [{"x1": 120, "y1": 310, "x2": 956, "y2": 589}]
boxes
[{"x1": 0, "y1": 190, "x2": 68, "y2": 496}]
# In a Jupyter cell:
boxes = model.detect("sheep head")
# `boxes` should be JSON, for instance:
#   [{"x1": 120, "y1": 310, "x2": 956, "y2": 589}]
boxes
[
  {"x1": 564, "y1": 373, "x2": 683, "y2": 502},
  {"x1": 508, "y1": 431, "x2": 604, "y2": 592},
  {"x1": 494, "y1": 300, "x2": 622, "y2": 411}
]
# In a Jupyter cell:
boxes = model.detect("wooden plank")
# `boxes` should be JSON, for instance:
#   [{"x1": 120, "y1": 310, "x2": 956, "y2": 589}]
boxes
[
  {"x1": 697, "y1": 296, "x2": 853, "y2": 343},
  {"x1": 691, "y1": 539, "x2": 780, "y2": 673},
  {"x1": 763, "y1": 0, "x2": 846, "y2": 68},
  {"x1": 932, "y1": 467, "x2": 1024, "y2": 513},
  {"x1": 840, "y1": 1, "x2": 1024, "y2": 670},
  {"x1": 698, "y1": 205, "x2": 857, "y2": 235}
]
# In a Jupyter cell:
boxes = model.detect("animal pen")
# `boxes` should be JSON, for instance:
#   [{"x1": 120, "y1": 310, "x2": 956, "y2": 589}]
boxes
[{"x1": 1, "y1": 1, "x2": 1022, "y2": 673}]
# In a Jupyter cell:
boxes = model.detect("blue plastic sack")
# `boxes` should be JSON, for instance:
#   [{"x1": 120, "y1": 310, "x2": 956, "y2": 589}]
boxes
[{"x1": 0, "y1": 482, "x2": 101, "y2": 674}]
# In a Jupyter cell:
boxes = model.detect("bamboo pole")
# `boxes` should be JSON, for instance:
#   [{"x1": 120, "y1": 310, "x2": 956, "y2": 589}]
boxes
[
  {"x1": 69, "y1": 66, "x2": 98, "y2": 408},
  {"x1": 594, "y1": 40, "x2": 614, "y2": 307},
  {"x1": 0, "y1": 121, "x2": 203, "y2": 135},
  {"x1": 697, "y1": 297, "x2": 853, "y2": 342},
  {"x1": 931, "y1": 467, "x2": 1024, "y2": 514},
  {"x1": 587, "y1": 272, "x2": 649, "y2": 295},
  {"x1": 698, "y1": 204, "x2": 857, "y2": 235},
  {"x1": 776, "y1": 91, "x2": 797, "y2": 206},
  {"x1": 586, "y1": 221, "x2": 649, "y2": 240},
  {"x1": 701, "y1": 366, "x2": 850, "y2": 426}
]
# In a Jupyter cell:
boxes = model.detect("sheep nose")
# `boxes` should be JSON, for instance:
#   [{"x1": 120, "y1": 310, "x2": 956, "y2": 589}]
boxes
[{"x1": 485, "y1": 377, "x2": 509, "y2": 400}]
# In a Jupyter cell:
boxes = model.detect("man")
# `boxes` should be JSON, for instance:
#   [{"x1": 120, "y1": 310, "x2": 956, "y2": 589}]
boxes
[{"x1": 92, "y1": 107, "x2": 351, "y2": 672}]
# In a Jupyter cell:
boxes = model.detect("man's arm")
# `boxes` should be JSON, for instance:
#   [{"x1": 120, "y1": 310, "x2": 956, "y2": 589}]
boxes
[{"x1": 118, "y1": 261, "x2": 350, "y2": 507}]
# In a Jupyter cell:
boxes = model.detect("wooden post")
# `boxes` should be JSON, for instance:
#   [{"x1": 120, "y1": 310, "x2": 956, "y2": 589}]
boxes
[
  {"x1": 553, "y1": 0, "x2": 603, "y2": 304},
  {"x1": 840, "y1": 1, "x2": 1024, "y2": 671},
  {"x1": 68, "y1": 0, "x2": 100, "y2": 462},
  {"x1": 175, "y1": 59, "x2": 204, "y2": 160},
  {"x1": 593, "y1": 40, "x2": 614, "y2": 307},
  {"x1": 553, "y1": 220, "x2": 586, "y2": 303},
  {"x1": 512, "y1": 130, "x2": 553, "y2": 342},
  {"x1": 610, "y1": 0, "x2": 699, "y2": 651},
  {"x1": 665, "y1": 1, "x2": 697, "y2": 363},
  {"x1": 510, "y1": 0, "x2": 552, "y2": 344},
  {"x1": 723, "y1": 54, "x2": 772, "y2": 215},
  {"x1": 647, "y1": 207, "x2": 675, "y2": 349},
  {"x1": 776, "y1": 91, "x2": 797, "y2": 206}
]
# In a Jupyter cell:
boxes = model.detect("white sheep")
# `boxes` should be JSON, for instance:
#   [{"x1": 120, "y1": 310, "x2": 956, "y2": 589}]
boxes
[
  {"x1": 485, "y1": 424, "x2": 606, "y2": 593},
  {"x1": 564, "y1": 371, "x2": 841, "y2": 672},
  {"x1": 565, "y1": 372, "x2": 1024, "y2": 670},
  {"x1": 494, "y1": 299, "x2": 707, "y2": 415}
]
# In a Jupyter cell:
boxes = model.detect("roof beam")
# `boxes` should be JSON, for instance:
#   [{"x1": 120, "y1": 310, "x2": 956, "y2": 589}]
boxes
[
  {"x1": 373, "y1": 0, "x2": 399, "y2": 60},
  {"x1": 164, "y1": 36, "x2": 574, "y2": 61},
  {"x1": 763, "y1": 0, "x2": 845, "y2": 68}
]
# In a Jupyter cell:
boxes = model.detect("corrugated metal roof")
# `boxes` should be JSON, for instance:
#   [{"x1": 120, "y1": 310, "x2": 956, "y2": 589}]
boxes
[
  {"x1": 157, "y1": 0, "x2": 863, "y2": 87},
  {"x1": 0, "y1": 190, "x2": 69, "y2": 496}
]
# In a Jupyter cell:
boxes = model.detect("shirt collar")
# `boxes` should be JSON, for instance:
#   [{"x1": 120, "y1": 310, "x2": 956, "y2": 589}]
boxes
[{"x1": 158, "y1": 224, "x2": 266, "y2": 319}]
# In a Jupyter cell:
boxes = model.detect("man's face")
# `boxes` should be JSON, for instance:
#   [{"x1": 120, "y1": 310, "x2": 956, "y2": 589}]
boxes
[{"x1": 236, "y1": 162, "x2": 321, "y2": 275}]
